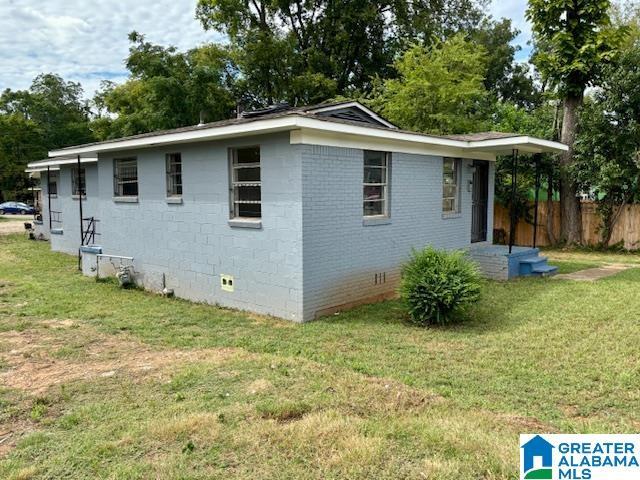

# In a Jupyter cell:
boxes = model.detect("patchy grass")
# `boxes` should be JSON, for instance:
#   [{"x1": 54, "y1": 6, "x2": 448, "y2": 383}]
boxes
[
  {"x1": 0, "y1": 235, "x2": 639, "y2": 479},
  {"x1": 551, "y1": 259, "x2": 602, "y2": 274},
  {"x1": 543, "y1": 247, "x2": 640, "y2": 266}
]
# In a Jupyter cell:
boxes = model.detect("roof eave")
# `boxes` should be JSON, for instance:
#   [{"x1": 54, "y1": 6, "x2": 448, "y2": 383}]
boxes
[
  {"x1": 47, "y1": 115, "x2": 568, "y2": 159},
  {"x1": 466, "y1": 136, "x2": 569, "y2": 154},
  {"x1": 26, "y1": 156, "x2": 98, "y2": 170},
  {"x1": 48, "y1": 116, "x2": 301, "y2": 157}
]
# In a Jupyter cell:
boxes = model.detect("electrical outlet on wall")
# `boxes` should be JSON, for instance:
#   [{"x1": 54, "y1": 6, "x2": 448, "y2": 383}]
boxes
[{"x1": 220, "y1": 274, "x2": 234, "y2": 292}]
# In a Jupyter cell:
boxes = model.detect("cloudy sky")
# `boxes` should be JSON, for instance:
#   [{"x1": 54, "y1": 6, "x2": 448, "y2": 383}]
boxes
[{"x1": 0, "y1": 0, "x2": 530, "y2": 99}]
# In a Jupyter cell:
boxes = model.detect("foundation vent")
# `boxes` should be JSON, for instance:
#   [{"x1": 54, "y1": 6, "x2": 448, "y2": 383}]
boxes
[{"x1": 221, "y1": 274, "x2": 234, "y2": 292}]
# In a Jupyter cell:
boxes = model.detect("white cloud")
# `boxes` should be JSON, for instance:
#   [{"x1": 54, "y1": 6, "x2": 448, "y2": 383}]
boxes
[
  {"x1": 0, "y1": 0, "x2": 532, "y2": 99},
  {"x1": 0, "y1": 0, "x2": 224, "y2": 99}
]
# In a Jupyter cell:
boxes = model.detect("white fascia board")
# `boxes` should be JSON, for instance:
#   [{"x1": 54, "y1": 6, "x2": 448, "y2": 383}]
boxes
[
  {"x1": 290, "y1": 128, "x2": 496, "y2": 161},
  {"x1": 27, "y1": 157, "x2": 98, "y2": 168},
  {"x1": 294, "y1": 116, "x2": 473, "y2": 149},
  {"x1": 296, "y1": 117, "x2": 568, "y2": 154},
  {"x1": 306, "y1": 101, "x2": 399, "y2": 129},
  {"x1": 47, "y1": 113, "x2": 566, "y2": 159},
  {"x1": 48, "y1": 117, "x2": 299, "y2": 157},
  {"x1": 467, "y1": 136, "x2": 569, "y2": 153}
]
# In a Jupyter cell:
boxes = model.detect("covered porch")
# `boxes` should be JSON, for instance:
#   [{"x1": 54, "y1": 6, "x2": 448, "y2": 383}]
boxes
[{"x1": 461, "y1": 134, "x2": 568, "y2": 280}]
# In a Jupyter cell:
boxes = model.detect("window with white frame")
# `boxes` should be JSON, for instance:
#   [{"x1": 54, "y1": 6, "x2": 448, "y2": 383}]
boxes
[
  {"x1": 166, "y1": 153, "x2": 182, "y2": 197},
  {"x1": 47, "y1": 172, "x2": 58, "y2": 196},
  {"x1": 72, "y1": 166, "x2": 86, "y2": 196},
  {"x1": 363, "y1": 150, "x2": 390, "y2": 217},
  {"x1": 442, "y1": 158, "x2": 460, "y2": 214},
  {"x1": 230, "y1": 146, "x2": 261, "y2": 218},
  {"x1": 113, "y1": 158, "x2": 138, "y2": 197}
]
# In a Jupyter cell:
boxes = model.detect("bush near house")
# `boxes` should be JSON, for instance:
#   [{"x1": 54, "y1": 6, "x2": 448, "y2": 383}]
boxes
[{"x1": 400, "y1": 247, "x2": 482, "y2": 325}]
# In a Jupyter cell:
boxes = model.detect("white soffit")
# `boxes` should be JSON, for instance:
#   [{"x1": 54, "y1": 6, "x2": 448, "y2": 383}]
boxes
[
  {"x1": 289, "y1": 129, "x2": 497, "y2": 161},
  {"x1": 47, "y1": 114, "x2": 568, "y2": 158},
  {"x1": 48, "y1": 117, "x2": 298, "y2": 157},
  {"x1": 466, "y1": 136, "x2": 569, "y2": 154},
  {"x1": 27, "y1": 156, "x2": 98, "y2": 170}
]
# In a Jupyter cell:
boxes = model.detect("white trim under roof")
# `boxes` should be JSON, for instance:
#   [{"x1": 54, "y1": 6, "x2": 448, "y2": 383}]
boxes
[
  {"x1": 306, "y1": 101, "x2": 399, "y2": 129},
  {"x1": 466, "y1": 136, "x2": 568, "y2": 154},
  {"x1": 47, "y1": 115, "x2": 567, "y2": 159},
  {"x1": 289, "y1": 129, "x2": 497, "y2": 161},
  {"x1": 26, "y1": 156, "x2": 98, "y2": 170},
  {"x1": 49, "y1": 117, "x2": 298, "y2": 157}
]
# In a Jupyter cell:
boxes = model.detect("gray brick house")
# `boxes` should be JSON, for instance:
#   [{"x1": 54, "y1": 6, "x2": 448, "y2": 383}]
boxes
[{"x1": 27, "y1": 102, "x2": 566, "y2": 321}]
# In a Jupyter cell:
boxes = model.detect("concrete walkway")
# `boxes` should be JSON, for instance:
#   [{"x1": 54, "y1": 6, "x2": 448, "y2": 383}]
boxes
[{"x1": 554, "y1": 263, "x2": 634, "y2": 281}]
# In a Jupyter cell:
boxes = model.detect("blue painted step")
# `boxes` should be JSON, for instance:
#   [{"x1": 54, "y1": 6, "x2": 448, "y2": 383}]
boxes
[
  {"x1": 532, "y1": 264, "x2": 558, "y2": 276},
  {"x1": 518, "y1": 256, "x2": 558, "y2": 277}
]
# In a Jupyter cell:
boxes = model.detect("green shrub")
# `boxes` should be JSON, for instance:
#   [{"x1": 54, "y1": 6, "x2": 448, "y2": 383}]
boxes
[{"x1": 399, "y1": 247, "x2": 482, "y2": 325}]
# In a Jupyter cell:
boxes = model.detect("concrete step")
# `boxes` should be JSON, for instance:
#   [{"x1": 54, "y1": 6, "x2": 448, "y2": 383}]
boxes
[
  {"x1": 519, "y1": 256, "x2": 548, "y2": 264},
  {"x1": 518, "y1": 256, "x2": 549, "y2": 275},
  {"x1": 531, "y1": 264, "x2": 558, "y2": 277}
]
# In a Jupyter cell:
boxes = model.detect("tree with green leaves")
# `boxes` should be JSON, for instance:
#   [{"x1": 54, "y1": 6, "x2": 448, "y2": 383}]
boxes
[
  {"x1": 1, "y1": 73, "x2": 94, "y2": 150},
  {"x1": 471, "y1": 18, "x2": 540, "y2": 108},
  {"x1": 0, "y1": 115, "x2": 45, "y2": 203},
  {"x1": 574, "y1": 42, "x2": 640, "y2": 246},
  {"x1": 93, "y1": 33, "x2": 236, "y2": 139},
  {"x1": 527, "y1": 0, "x2": 627, "y2": 245},
  {"x1": 0, "y1": 74, "x2": 94, "y2": 202},
  {"x1": 370, "y1": 34, "x2": 489, "y2": 135},
  {"x1": 195, "y1": 0, "x2": 487, "y2": 105}
]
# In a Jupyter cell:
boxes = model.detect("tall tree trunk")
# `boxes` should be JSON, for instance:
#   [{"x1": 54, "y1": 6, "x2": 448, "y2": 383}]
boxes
[
  {"x1": 546, "y1": 172, "x2": 557, "y2": 245},
  {"x1": 559, "y1": 93, "x2": 583, "y2": 245}
]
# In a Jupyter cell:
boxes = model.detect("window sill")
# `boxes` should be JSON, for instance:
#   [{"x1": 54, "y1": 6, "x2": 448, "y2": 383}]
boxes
[
  {"x1": 166, "y1": 197, "x2": 183, "y2": 205},
  {"x1": 48, "y1": 194, "x2": 58, "y2": 199},
  {"x1": 442, "y1": 212, "x2": 462, "y2": 219},
  {"x1": 113, "y1": 196, "x2": 139, "y2": 203},
  {"x1": 51, "y1": 228, "x2": 64, "y2": 235},
  {"x1": 72, "y1": 195, "x2": 87, "y2": 200},
  {"x1": 363, "y1": 216, "x2": 391, "y2": 226},
  {"x1": 228, "y1": 218, "x2": 262, "y2": 229}
]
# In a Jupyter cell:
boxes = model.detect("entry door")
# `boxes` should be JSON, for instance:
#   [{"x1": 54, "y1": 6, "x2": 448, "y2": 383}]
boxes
[{"x1": 471, "y1": 160, "x2": 489, "y2": 243}]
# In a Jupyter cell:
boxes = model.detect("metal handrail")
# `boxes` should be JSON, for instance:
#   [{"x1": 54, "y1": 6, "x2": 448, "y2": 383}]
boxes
[
  {"x1": 50, "y1": 210, "x2": 62, "y2": 225},
  {"x1": 81, "y1": 217, "x2": 100, "y2": 245}
]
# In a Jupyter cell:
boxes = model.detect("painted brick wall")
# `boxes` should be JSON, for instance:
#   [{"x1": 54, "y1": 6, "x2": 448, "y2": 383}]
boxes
[
  {"x1": 47, "y1": 164, "x2": 100, "y2": 255},
  {"x1": 42, "y1": 133, "x2": 495, "y2": 323},
  {"x1": 90, "y1": 133, "x2": 304, "y2": 321},
  {"x1": 300, "y1": 145, "x2": 494, "y2": 320}
]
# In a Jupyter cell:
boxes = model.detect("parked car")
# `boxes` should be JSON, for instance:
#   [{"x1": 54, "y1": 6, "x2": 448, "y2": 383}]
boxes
[{"x1": 0, "y1": 202, "x2": 36, "y2": 215}]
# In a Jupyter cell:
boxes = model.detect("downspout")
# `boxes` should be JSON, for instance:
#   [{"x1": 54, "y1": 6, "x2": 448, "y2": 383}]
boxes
[
  {"x1": 47, "y1": 166, "x2": 52, "y2": 230},
  {"x1": 77, "y1": 155, "x2": 84, "y2": 271},
  {"x1": 509, "y1": 149, "x2": 519, "y2": 254}
]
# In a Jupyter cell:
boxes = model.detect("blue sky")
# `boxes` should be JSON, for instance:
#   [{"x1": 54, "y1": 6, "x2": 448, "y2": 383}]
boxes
[{"x1": 0, "y1": 0, "x2": 531, "y2": 99}]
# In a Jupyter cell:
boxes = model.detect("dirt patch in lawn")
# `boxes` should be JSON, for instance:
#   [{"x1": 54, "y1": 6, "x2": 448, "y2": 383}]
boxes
[
  {"x1": 0, "y1": 320, "x2": 248, "y2": 457},
  {"x1": 0, "y1": 218, "x2": 29, "y2": 235},
  {"x1": 0, "y1": 320, "x2": 245, "y2": 395}
]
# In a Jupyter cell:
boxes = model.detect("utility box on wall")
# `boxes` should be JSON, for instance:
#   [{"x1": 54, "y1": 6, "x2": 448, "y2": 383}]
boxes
[{"x1": 220, "y1": 274, "x2": 234, "y2": 292}]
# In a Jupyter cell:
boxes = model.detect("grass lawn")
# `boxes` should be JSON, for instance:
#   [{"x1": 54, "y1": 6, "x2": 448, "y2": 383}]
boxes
[{"x1": 0, "y1": 236, "x2": 639, "y2": 479}]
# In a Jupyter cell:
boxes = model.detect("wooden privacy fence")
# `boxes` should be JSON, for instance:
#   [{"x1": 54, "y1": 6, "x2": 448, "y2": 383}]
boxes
[{"x1": 494, "y1": 201, "x2": 640, "y2": 250}]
